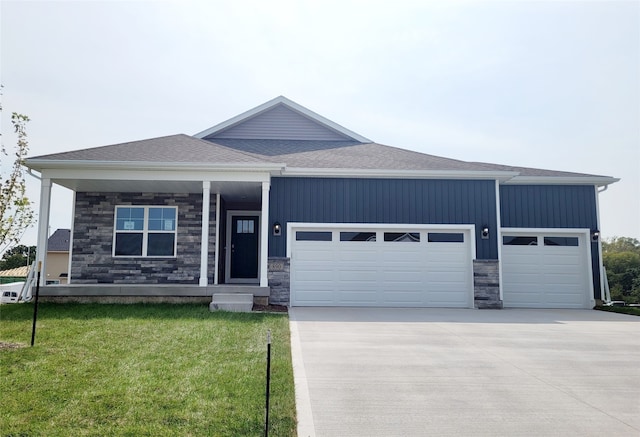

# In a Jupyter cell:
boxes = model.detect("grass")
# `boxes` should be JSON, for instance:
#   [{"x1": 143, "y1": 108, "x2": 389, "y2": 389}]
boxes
[
  {"x1": 595, "y1": 305, "x2": 640, "y2": 316},
  {"x1": 0, "y1": 303, "x2": 296, "y2": 436}
]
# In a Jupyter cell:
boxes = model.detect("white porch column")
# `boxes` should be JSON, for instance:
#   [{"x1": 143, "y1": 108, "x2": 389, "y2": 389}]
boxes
[
  {"x1": 214, "y1": 192, "x2": 221, "y2": 285},
  {"x1": 199, "y1": 181, "x2": 211, "y2": 286},
  {"x1": 260, "y1": 181, "x2": 270, "y2": 287},
  {"x1": 36, "y1": 178, "x2": 52, "y2": 286}
]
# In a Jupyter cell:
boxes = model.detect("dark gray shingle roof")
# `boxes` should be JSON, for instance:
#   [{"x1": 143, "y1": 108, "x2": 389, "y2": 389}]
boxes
[
  {"x1": 29, "y1": 134, "x2": 272, "y2": 165},
  {"x1": 28, "y1": 135, "x2": 611, "y2": 179},
  {"x1": 48, "y1": 228, "x2": 70, "y2": 252}
]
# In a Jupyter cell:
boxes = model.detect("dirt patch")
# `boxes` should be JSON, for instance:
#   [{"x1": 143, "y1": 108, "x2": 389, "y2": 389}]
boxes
[
  {"x1": 0, "y1": 341, "x2": 27, "y2": 350},
  {"x1": 253, "y1": 304, "x2": 288, "y2": 313}
]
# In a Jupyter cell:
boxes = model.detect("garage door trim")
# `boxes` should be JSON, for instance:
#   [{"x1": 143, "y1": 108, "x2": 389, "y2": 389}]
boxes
[{"x1": 287, "y1": 223, "x2": 476, "y2": 308}]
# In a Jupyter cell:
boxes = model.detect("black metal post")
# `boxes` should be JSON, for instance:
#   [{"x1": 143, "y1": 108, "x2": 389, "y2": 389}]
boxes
[
  {"x1": 264, "y1": 330, "x2": 272, "y2": 437},
  {"x1": 30, "y1": 262, "x2": 42, "y2": 347}
]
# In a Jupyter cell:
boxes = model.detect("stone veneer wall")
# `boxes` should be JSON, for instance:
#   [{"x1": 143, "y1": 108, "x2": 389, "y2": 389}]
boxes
[
  {"x1": 473, "y1": 260, "x2": 502, "y2": 309},
  {"x1": 267, "y1": 257, "x2": 290, "y2": 305},
  {"x1": 72, "y1": 192, "x2": 216, "y2": 284}
]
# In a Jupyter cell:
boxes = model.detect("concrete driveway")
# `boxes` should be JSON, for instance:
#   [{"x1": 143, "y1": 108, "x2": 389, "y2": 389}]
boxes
[{"x1": 289, "y1": 308, "x2": 640, "y2": 437}]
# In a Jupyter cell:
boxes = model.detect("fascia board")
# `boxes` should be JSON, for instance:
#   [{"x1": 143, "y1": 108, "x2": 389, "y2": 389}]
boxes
[
  {"x1": 282, "y1": 167, "x2": 520, "y2": 181},
  {"x1": 39, "y1": 167, "x2": 275, "y2": 183},
  {"x1": 193, "y1": 96, "x2": 372, "y2": 143},
  {"x1": 503, "y1": 176, "x2": 620, "y2": 187},
  {"x1": 25, "y1": 159, "x2": 285, "y2": 173}
]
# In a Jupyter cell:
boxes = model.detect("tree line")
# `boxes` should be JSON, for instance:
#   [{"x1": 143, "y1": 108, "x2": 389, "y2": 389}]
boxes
[{"x1": 603, "y1": 237, "x2": 640, "y2": 303}]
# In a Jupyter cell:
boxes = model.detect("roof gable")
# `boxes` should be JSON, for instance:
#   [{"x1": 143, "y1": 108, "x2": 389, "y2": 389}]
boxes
[{"x1": 194, "y1": 96, "x2": 371, "y2": 142}]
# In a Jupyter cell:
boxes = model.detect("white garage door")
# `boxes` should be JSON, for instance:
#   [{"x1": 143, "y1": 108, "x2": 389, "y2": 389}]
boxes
[
  {"x1": 502, "y1": 231, "x2": 593, "y2": 309},
  {"x1": 290, "y1": 226, "x2": 474, "y2": 307}
]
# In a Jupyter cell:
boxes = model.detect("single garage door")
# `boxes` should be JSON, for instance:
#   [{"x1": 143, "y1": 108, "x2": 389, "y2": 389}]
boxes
[
  {"x1": 502, "y1": 231, "x2": 593, "y2": 308},
  {"x1": 290, "y1": 226, "x2": 474, "y2": 307}
]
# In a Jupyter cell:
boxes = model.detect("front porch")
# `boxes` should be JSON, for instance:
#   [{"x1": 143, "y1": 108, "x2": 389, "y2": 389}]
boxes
[{"x1": 38, "y1": 284, "x2": 271, "y2": 306}]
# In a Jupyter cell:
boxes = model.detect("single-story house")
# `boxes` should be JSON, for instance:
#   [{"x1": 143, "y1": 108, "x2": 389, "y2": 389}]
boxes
[{"x1": 25, "y1": 96, "x2": 618, "y2": 308}]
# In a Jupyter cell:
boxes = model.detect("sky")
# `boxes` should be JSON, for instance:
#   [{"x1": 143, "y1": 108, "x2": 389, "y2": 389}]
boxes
[{"x1": 1, "y1": 0, "x2": 639, "y2": 248}]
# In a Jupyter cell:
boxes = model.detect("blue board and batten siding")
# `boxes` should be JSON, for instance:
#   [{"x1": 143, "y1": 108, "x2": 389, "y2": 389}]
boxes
[
  {"x1": 500, "y1": 185, "x2": 601, "y2": 298},
  {"x1": 269, "y1": 177, "x2": 498, "y2": 259}
]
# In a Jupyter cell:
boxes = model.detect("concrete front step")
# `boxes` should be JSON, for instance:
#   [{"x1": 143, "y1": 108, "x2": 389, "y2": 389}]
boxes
[{"x1": 209, "y1": 293, "x2": 254, "y2": 312}]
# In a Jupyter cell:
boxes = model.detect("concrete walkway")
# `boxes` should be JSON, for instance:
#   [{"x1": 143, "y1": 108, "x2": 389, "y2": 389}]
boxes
[{"x1": 289, "y1": 308, "x2": 640, "y2": 437}]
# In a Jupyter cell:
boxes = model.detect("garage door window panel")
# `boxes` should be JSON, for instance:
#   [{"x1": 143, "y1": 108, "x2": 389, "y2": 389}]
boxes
[
  {"x1": 428, "y1": 233, "x2": 464, "y2": 243},
  {"x1": 384, "y1": 232, "x2": 420, "y2": 242},
  {"x1": 544, "y1": 237, "x2": 579, "y2": 246},
  {"x1": 296, "y1": 231, "x2": 332, "y2": 241},
  {"x1": 503, "y1": 236, "x2": 538, "y2": 246},
  {"x1": 340, "y1": 232, "x2": 377, "y2": 242}
]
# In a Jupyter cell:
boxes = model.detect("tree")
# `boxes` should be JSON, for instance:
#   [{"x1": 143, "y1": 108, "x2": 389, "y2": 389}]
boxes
[
  {"x1": 0, "y1": 94, "x2": 35, "y2": 254},
  {"x1": 602, "y1": 237, "x2": 640, "y2": 303},
  {"x1": 0, "y1": 244, "x2": 36, "y2": 270},
  {"x1": 602, "y1": 236, "x2": 640, "y2": 255}
]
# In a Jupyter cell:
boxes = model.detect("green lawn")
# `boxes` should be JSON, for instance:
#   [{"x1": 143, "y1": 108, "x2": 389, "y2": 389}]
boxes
[
  {"x1": 595, "y1": 305, "x2": 640, "y2": 316},
  {"x1": 0, "y1": 303, "x2": 296, "y2": 436}
]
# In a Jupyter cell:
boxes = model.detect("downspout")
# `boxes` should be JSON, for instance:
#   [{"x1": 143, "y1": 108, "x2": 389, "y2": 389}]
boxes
[
  {"x1": 495, "y1": 180, "x2": 504, "y2": 304},
  {"x1": 595, "y1": 185, "x2": 607, "y2": 303},
  {"x1": 27, "y1": 168, "x2": 42, "y2": 180}
]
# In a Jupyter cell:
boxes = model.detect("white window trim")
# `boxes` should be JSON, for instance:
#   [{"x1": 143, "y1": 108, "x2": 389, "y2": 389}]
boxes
[{"x1": 113, "y1": 205, "x2": 178, "y2": 258}]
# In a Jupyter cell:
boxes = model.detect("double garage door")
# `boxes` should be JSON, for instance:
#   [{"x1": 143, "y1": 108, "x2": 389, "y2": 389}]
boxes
[
  {"x1": 501, "y1": 231, "x2": 593, "y2": 309},
  {"x1": 290, "y1": 225, "x2": 474, "y2": 307}
]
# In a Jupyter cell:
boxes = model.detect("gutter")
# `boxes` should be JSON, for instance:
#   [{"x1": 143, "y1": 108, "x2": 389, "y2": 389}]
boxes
[{"x1": 24, "y1": 159, "x2": 287, "y2": 173}]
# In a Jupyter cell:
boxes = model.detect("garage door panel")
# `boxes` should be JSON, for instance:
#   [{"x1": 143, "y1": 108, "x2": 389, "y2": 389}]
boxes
[
  {"x1": 382, "y1": 271, "x2": 423, "y2": 282},
  {"x1": 502, "y1": 231, "x2": 590, "y2": 309},
  {"x1": 295, "y1": 248, "x2": 334, "y2": 262},
  {"x1": 293, "y1": 270, "x2": 335, "y2": 282},
  {"x1": 291, "y1": 226, "x2": 473, "y2": 308},
  {"x1": 338, "y1": 250, "x2": 380, "y2": 262},
  {"x1": 428, "y1": 290, "x2": 468, "y2": 303}
]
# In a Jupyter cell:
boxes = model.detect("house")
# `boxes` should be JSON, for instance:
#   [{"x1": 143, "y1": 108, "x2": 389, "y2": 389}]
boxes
[
  {"x1": 0, "y1": 229, "x2": 69, "y2": 286},
  {"x1": 0, "y1": 265, "x2": 29, "y2": 284},
  {"x1": 25, "y1": 96, "x2": 618, "y2": 309},
  {"x1": 45, "y1": 228, "x2": 71, "y2": 284}
]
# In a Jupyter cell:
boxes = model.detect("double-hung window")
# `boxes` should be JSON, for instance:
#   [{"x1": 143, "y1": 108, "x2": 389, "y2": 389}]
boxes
[{"x1": 114, "y1": 206, "x2": 177, "y2": 257}]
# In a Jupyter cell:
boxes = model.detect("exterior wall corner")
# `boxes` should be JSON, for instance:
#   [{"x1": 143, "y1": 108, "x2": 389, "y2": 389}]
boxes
[
  {"x1": 267, "y1": 257, "x2": 290, "y2": 305},
  {"x1": 473, "y1": 259, "x2": 503, "y2": 309}
]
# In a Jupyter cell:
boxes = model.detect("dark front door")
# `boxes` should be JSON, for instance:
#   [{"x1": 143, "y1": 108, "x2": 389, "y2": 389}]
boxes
[{"x1": 230, "y1": 215, "x2": 259, "y2": 280}]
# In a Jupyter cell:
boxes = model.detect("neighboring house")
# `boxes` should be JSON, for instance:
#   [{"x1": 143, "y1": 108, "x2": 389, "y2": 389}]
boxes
[
  {"x1": 45, "y1": 228, "x2": 71, "y2": 284},
  {"x1": 25, "y1": 96, "x2": 618, "y2": 309},
  {"x1": 0, "y1": 229, "x2": 70, "y2": 286},
  {"x1": 0, "y1": 265, "x2": 29, "y2": 284}
]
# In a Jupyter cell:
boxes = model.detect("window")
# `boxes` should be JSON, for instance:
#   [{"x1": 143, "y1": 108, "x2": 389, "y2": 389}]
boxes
[
  {"x1": 544, "y1": 236, "x2": 579, "y2": 247},
  {"x1": 384, "y1": 232, "x2": 420, "y2": 242},
  {"x1": 503, "y1": 236, "x2": 538, "y2": 246},
  {"x1": 237, "y1": 219, "x2": 255, "y2": 234},
  {"x1": 114, "y1": 206, "x2": 177, "y2": 257},
  {"x1": 428, "y1": 233, "x2": 464, "y2": 243},
  {"x1": 340, "y1": 232, "x2": 376, "y2": 242},
  {"x1": 296, "y1": 231, "x2": 332, "y2": 241}
]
